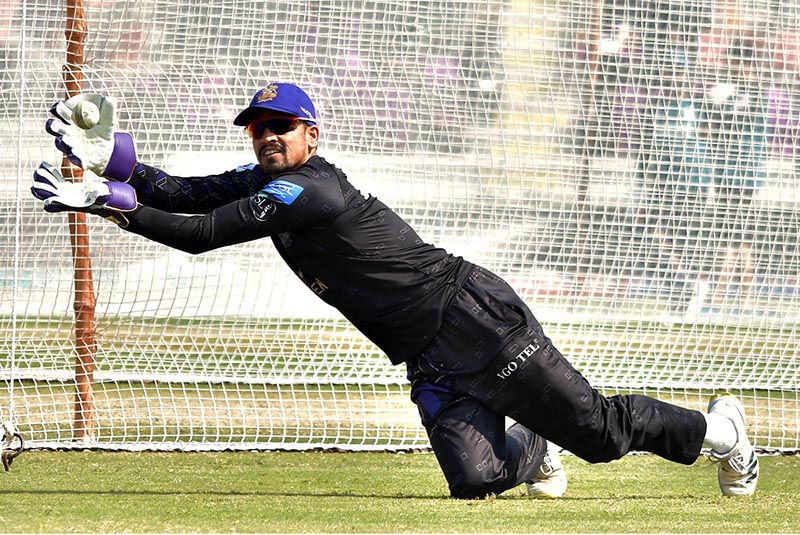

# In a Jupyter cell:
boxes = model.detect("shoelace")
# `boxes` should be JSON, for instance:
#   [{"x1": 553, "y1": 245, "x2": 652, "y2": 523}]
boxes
[
  {"x1": 538, "y1": 454, "x2": 556, "y2": 477},
  {"x1": 707, "y1": 446, "x2": 734, "y2": 462},
  {"x1": 723, "y1": 448, "x2": 756, "y2": 475}
]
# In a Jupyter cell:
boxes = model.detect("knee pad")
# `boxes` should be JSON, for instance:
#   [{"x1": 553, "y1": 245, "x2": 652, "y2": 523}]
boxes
[{"x1": 446, "y1": 461, "x2": 506, "y2": 499}]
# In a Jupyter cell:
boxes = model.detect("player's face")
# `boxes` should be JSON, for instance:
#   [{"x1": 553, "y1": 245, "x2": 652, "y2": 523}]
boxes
[{"x1": 248, "y1": 111, "x2": 319, "y2": 176}]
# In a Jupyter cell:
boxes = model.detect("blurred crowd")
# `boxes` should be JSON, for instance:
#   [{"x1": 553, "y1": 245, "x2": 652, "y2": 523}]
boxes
[
  {"x1": 572, "y1": 0, "x2": 800, "y2": 313},
  {"x1": 5, "y1": 0, "x2": 800, "y2": 314}
]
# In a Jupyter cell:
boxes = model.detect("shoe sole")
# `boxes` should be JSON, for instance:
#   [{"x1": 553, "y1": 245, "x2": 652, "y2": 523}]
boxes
[
  {"x1": 527, "y1": 444, "x2": 567, "y2": 498},
  {"x1": 526, "y1": 479, "x2": 567, "y2": 499},
  {"x1": 527, "y1": 490, "x2": 562, "y2": 499},
  {"x1": 708, "y1": 392, "x2": 758, "y2": 496}
]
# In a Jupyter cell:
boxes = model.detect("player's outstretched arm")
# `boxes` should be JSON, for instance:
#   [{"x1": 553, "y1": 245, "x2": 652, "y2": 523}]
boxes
[
  {"x1": 31, "y1": 161, "x2": 138, "y2": 227},
  {"x1": 46, "y1": 93, "x2": 138, "y2": 182}
]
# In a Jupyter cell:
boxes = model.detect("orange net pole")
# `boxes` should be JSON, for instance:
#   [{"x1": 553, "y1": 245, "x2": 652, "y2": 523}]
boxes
[{"x1": 64, "y1": 0, "x2": 96, "y2": 441}]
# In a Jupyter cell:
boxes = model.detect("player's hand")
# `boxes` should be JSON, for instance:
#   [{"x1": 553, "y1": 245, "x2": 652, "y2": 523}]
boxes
[
  {"x1": 31, "y1": 161, "x2": 138, "y2": 222},
  {"x1": 45, "y1": 93, "x2": 138, "y2": 182},
  {"x1": 46, "y1": 94, "x2": 116, "y2": 174}
]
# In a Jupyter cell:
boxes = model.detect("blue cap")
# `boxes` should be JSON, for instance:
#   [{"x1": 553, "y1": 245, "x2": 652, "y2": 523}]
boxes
[{"x1": 233, "y1": 83, "x2": 317, "y2": 126}]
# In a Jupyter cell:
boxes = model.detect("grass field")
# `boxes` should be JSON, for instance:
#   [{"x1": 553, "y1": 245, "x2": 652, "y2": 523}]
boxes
[{"x1": 0, "y1": 450, "x2": 798, "y2": 533}]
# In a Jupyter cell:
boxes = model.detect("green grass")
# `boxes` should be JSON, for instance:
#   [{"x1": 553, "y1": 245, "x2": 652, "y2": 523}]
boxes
[{"x1": 0, "y1": 451, "x2": 798, "y2": 533}]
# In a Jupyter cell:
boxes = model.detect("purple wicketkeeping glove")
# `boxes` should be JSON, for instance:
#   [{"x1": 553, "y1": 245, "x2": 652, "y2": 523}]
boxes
[
  {"x1": 45, "y1": 93, "x2": 138, "y2": 182},
  {"x1": 31, "y1": 161, "x2": 138, "y2": 226}
]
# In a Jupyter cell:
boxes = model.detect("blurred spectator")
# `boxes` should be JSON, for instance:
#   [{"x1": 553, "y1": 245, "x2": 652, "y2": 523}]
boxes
[
  {"x1": 0, "y1": 0, "x2": 21, "y2": 115},
  {"x1": 766, "y1": 72, "x2": 800, "y2": 170},
  {"x1": 640, "y1": 47, "x2": 710, "y2": 312},
  {"x1": 593, "y1": 21, "x2": 636, "y2": 157},
  {"x1": 700, "y1": 37, "x2": 769, "y2": 312},
  {"x1": 457, "y1": 0, "x2": 505, "y2": 125},
  {"x1": 422, "y1": 53, "x2": 465, "y2": 153},
  {"x1": 290, "y1": 1, "x2": 505, "y2": 154}
]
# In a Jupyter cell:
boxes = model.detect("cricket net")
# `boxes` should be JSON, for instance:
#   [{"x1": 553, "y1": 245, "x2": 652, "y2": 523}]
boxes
[{"x1": 1, "y1": 0, "x2": 798, "y2": 452}]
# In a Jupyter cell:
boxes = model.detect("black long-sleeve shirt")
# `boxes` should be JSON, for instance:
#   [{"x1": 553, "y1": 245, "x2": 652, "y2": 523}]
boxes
[{"x1": 121, "y1": 154, "x2": 473, "y2": 363}]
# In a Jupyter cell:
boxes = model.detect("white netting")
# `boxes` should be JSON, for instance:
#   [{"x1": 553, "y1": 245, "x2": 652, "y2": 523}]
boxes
[{"x1": 1, "y1": 0, "x2": 798, "y2": 451}]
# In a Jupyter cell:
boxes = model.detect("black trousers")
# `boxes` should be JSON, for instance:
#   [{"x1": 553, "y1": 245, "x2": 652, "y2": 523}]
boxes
[{"x1": 408, "y1": 266, "x2": 707, "y2": 499}]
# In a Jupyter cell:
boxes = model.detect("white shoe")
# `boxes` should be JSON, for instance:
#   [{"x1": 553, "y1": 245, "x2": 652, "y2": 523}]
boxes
[
  {"x1": 707, "y1": 393, "x2": 759, "y2": 496},
  {"x1": 527, "y1": 442, "x2": 567, "y2": 498}
]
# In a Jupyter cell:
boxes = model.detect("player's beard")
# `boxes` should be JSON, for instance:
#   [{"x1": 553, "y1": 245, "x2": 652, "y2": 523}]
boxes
[{"x1": 258, "y1": 144, "x2": 292, "y2": 176}]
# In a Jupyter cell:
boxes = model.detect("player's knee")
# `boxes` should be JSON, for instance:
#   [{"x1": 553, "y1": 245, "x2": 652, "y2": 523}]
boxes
[
  {"x1": 449, "y1": 481, "x2": 494, "y2": 500},
  {"x1": 575, "y1": 436, "x2": 628, "y2": 463},
  {"x1": 446, "y1": 467, "x2": 504, "y2": 499}
]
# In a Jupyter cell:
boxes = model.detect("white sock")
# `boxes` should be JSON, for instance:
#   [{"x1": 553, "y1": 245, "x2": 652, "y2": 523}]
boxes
[{"x1": 703, "y1": 412, "x2": 737, "y2": 454}]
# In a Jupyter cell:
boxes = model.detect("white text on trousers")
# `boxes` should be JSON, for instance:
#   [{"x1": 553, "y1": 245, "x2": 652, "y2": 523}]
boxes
[{"x1": 495, "y1": 342, "x2": 540, "y2": 380}]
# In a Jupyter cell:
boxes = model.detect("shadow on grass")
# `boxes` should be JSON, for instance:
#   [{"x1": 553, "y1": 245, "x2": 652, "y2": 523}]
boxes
[{"x1": 0, "y1": 488, "x2": 706, "y2": 501}]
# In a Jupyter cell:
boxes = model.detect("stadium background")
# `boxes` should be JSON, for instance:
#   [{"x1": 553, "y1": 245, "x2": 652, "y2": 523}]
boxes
[{"x1": 1, "y1": 0, "x2": 799, "y2": 452}]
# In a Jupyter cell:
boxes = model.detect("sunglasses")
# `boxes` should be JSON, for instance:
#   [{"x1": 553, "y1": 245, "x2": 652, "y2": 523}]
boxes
[{"x1": 246, "y1": 117, "x2": 305, "y2": 138}]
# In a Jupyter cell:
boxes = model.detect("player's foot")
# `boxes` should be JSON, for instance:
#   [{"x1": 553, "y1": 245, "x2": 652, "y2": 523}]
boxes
[
  {"x1": 527, "y1": 442, "x2": 567, "y2": 498},
  {"x1": 707, "y1": 393, "x2": 759, "y2": 496}
]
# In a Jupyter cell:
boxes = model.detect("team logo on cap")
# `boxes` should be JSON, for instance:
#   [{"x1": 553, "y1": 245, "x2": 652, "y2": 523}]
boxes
[{"x1": 256, "y1": 83, "x2": 279, "y2": 103}]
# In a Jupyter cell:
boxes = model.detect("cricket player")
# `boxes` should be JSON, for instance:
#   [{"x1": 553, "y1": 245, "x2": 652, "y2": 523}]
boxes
[{"x1": 32, "y1": 83, "x2": 758, "y2": 498}]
